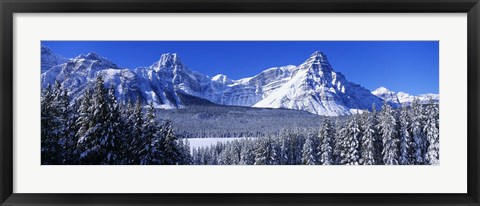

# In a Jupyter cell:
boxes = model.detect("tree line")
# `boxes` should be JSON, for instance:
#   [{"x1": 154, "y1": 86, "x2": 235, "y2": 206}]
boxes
[
  {"x1": 42, "y1": 76, "x2": 439, "y2": 165},
  {"x1": 191, "y1": 100, "x2": 439, "y2": 165},
  {"x1": 41, "y1": 76, "x2": 192, "y2": 165}
]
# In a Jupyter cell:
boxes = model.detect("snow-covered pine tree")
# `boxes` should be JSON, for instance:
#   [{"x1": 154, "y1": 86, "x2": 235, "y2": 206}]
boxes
[
  {"x1": 192, "y1": 147, "x2": 203, "y2": 165},
  {"x1": 159, "y1": 120, "x2": 182, "y2": 165},
  {"x1": 75, "y1": 89, "x2": 92, "y2": 148},
  {"x1": 230, "y1": 140, "x2": 241, "y2": 165},
  {"x1": 40, "y1": 81, "x2": 74, "y2": 164},
  {"x1": 254, "y1": 137, "x2": 273, "y2": 165},
  {"x1": 119, "y1": 98, "x2": 134, "y2": 163},
  {"x1": 41, "y1": 84, "x2": 56, "y2": 164},
  {"x1": 182, "y1": 138, "x2": 193, "y2": 165},
  {"x1": 359, "y1": 112, "x2": 376, "y2": 165},
  {"x1": 208, "y1": 145, "x2": 218, "y2": 165},
  {"x1": 100, "y1": 85, "x2": 124, "y2": 164},
  {"x1": 411, "y1": 98, "x2": 427, "y2": 165},
  {"x1": 340, "y1": 115, "x2": 361, "y2": 165},
  {"x1": 279, "y1": 129, "x2": 298, "y2": 165},
  {"x1": 333, "y1": 120, "x2": 346, "y2": 165},
  {"x1": 59, "y1": 89, "x2": 79, "y2": 164},
  {"x1": 371, "y1": 103, "x2": 383, "y2": 165},
  {"x1": 255, "y1": 139, "x2": 267, "y2": 165},
  {"x1": 217, "y1": 144, "x2": 232, "y2": 165},
  {"x1": 137, "y1": 102, "x2": 162, "y2": 164},
  {"x1": 52, "y1": 84, "x2": 72, "y2": 164},
  {"x1": 266, "y1": 137, "x2": 279, "y2": 165},
  {"x1": 379, "y1": 101, "x2": 399, "y2": 165},
  {"x1": 77, "y1": 76, "x2": 123, "y2": 164},
  {"x1": 279, "y1": 136, "x2": 290, "y2": 165},
  {"x1": 77, "y1": 76, "x2": 109, "y2": 164},
  {"x1": 301, "y1": 135, "x2": 318, "y2": 165},
  {"x1": 318, "y1": 118, "x2": 334, "y2": 165},
  {"x1": 425, "y1": 99, "x2": 439, "y2": 165},
  {"x1": 128, "y1": 98, "x2": 144, "y2": 164},
  {"x1": 239, "y1": 139, "x2": 255, "y2": 165},
  {"x1": 398, "y1": 105, "x2": 413, "y2": 165}
]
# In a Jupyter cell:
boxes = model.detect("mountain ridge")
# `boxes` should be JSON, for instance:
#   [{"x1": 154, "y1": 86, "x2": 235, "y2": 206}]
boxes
[
  {"x1": 41, "y1": 46, "x2": 437, "y2": 116},
  {"x1": 372, "y1": 87, "x2": 439, "y2": 105}
]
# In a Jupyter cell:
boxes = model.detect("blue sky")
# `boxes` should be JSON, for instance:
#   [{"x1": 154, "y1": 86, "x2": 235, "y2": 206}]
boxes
[{"x1": 42, "y1": 41, "x2": 438, "y2": 95}]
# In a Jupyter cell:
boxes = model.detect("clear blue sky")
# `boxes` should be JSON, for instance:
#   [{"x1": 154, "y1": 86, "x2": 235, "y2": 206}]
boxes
[{"x1": 42, "y1": 41, "x2": 438, "y2": 95}]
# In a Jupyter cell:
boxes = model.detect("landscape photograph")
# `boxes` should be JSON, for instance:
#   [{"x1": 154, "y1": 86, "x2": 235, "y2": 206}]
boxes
[{"x1": 41, "y1": 41, "x2": 439, "y2": 165}]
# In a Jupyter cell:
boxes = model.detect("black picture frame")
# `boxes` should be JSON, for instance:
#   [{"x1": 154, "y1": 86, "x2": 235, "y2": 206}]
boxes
[{"x1": 1, "y1": 0, "x2": 479, "y2": 205}]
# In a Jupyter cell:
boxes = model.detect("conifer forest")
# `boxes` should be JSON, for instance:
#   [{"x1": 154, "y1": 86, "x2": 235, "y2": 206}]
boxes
[{"x1": 41, "y1": 76, "x2": 439, "y2": 165}]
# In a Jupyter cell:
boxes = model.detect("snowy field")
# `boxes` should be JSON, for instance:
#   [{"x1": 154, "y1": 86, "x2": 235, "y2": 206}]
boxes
[{"x1": 187, "y1": 137, "x2": 256, "y2": 152}]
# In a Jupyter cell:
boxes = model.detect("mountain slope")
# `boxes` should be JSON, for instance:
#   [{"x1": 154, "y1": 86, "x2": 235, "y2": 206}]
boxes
[
  {"x1": 372, "y1": 87, "x2": 439, "y2": 105},
  {"x1": 41, "y1": 47, "x2": 433, "y2": 116},
  {"x1": 252, "y1": 51, "x2": 384, "y2": 116},
  {"x1": 41, "y1": 46, "x2": 68, "y2": 73}
]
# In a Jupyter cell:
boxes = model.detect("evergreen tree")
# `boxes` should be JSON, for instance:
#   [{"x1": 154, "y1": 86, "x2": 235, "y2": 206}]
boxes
[
  {"x1": 160, "y1": 120, "x2": 182, "y2": 165},
  {"x1": 254, "y1": 137, "x2": 278, "y2": 165},
  {"x1": 301, "y1": 135, "x2": 318, "y2": 165},
  {"x1": 77, "y1": 76, "x2": 122, "y2": 164},
  {"x1": 333, "y1": 120, "x2": 346, "y2": 165},
  {"x1": 371, "y1": 104, "x2": 384, "y2": 164},
  {"x1": 230, "y1": 140, "x2": 242, "y2": 165},
  {"x1": 411, "y1": 98, "x2": 427, "y2": 165},
  {"x1": 318, "y1": 118, "x2": 334, "y2": 165},
  {"x1": 425, "y1": 100, "x2": 440, "y2": 165},
  {"x1": 41, "y1": 84, "x2": 56, "y2": 164},
  {"x1": 379, "y1": 101, "x2": 399, "y2": 165},
  {"x1": 279, "y1": 129, "x2": 298, "y2": 165},
  {"x1": 339, "y1": 115, "x2": 361, "y2": 165},
  {"x1": 128, "y1": 98, "x2": 144, "y2": 164},
  {"x1": 41, "y1": 81, "x2": 75, "y2": 164},
  {"x1": 182, "y1": 138, "x2": 193, "y2": 164},
  {"x1": 398, "y1": 105, "x2": 413, "y2": 165},
  {"x1": 61, "y1": 90, "x2": 79, "y2": 164},
  {"x1": 192, "y1": 147, "x2": 201, "y2": 165},
  {"x1": 75, "y1": 89, "x2": 92, "y2": 146},
  {"x1": 359, "y1": 112, "x2": 376, "y2": 165},
  {"x1": 101, "y1": 85, "x2": 123, "y2": 164},
  {"x1": 239, "y1": 139, "x2": 255, "y2": 165},
  {"x1": 138, "y1": 102, "x2": 162, "y2": 164},
  {"x1": 119, "y1": 98, "x2": 134, "y2": 164}
]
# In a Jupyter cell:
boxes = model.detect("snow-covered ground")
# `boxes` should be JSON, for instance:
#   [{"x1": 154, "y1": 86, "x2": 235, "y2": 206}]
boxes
[{"x1": 187, "y1": 137, "x2": 256, "y2": 152}]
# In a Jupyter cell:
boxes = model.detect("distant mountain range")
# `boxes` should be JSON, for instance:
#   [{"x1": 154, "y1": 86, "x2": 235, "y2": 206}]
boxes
[
  {"x1": 41, "y1": 46, "x2": 438, "y2": 116},
  {"x1": 372, "y1": 87, "x2": 439, "y2": 105}
]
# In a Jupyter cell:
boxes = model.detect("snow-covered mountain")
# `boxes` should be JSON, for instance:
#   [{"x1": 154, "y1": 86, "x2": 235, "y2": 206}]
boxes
[
  {"x1": 41, "y1": 46, "x2": 68, "y2": 73},
  {"x1": 42, "y1": 47, "x2": 432, "y2": 116},
  {"x1": 372, "y1": 87, "x2": 439, "y2": 105},
  {"x1": 252, "y1": 51, "x2": 384, "y2": 116}
]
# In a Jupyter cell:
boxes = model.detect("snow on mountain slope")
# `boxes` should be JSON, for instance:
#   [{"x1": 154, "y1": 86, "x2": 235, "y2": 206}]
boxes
[
  {"x1": 41, "y1": 46, "x2": 68, "y2": 73},
  {"x1": 133, "y1": 53, "x2": 212, "y2": 108},
  {"x1": 41, "y1": 51, "x2": 148, "y2": 104},
  {"x1": 253, "y1": 51, "x2": 384, "y2": 116},
  {"x1": 372, "y1": 87, "x2": 401, "y2": 105},
  {"x1": 203, "y1": 65, "x2": 297, "y2": 107},
  {"x1": 42, "y1": 46, "x2": 427, "y2": 116},
  {"x1": 372, "y1": 87, "x2": 439, "y2": 105}
]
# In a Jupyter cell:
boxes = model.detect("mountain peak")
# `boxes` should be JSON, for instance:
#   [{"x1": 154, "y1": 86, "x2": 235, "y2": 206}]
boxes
[
  {"x1": 308, "y1": 51, "x2": 328, "y2": 62},
  {"x1": 372, "y1": 87, "x2": 392, "y2": 95},
  {"x1": 211, "y1": 74, "x2": 232, "y2": 84},
  {"x1": 41, "y1": 45, "x2": 68, "y2": 72},
  {"x1": 41, "y1": 45, "x2": 54, "y2": 55},
  {"x1": 75, "y1": 52, "x2": 107, "y2": 62},
  {"x1": 301, "y1": 50, "x2": 330, "y2": 68},
  {"x1": 72, "y1": 52, "x2": 119, "y2": 69},
  {"x1": 310, "y1": 50, "x2": 326, "y2": 58},
  {"x1": 159, "y1": 53, "x2": 182, "y2": 68}
]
